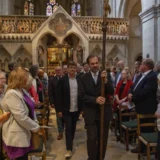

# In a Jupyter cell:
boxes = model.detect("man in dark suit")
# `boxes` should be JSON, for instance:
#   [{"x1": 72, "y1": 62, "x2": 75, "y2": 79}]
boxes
[
  {"x1": 48, "y1": 66, "x2": 64, "y2": 140},
  {"x1": 56, "y1": 61, "x2": 82, "y2": 158},
  {"x1": 79, "y1": 55, "x2": 114, "y2": 160},
  {"x1": 128, "y1": 58, "x2": 157, "y2": 114},
  {"x1": 128, "y1": 58, "x2": 158, "y2": 153}
]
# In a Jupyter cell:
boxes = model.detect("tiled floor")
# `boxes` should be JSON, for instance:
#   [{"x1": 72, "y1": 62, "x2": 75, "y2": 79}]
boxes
[{"x1": 30, "y1": 108, "x2": 140, "y2": 160}]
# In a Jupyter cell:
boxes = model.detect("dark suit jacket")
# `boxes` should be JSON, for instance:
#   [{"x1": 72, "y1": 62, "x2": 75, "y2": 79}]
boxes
[
  {"x1": 79, "y1": 71, "x2": 114, "y2": 125},
  {"x1": 48, "y1": 76, "x2": 60, "y2": 111},
  {"x1": 130, "y1": 71, "x2": 157, "y2": 114},
  {"x1": 56, "y1": 75, "x2": 82, "y2": 114}
]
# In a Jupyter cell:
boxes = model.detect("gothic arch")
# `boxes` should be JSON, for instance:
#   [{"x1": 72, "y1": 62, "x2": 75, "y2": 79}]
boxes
[
  {"x1": 91, "y1": 44, "x2": 102, "y2": 56},
  {"x1": 107, "y1": 45, "x2": 125, "y2": 67},
  {"x1": 13, "y1": 45, "x2": 32, "y2": 68},
  {"x1": 63, "y1": 33, "x2": 84, "y2": 64},
  {"x1": 118, "y1": 0, "x2": 141, "y2": 18},
  {"x1": 0, "y1": 45, "x2": 11, "y2": 71}
]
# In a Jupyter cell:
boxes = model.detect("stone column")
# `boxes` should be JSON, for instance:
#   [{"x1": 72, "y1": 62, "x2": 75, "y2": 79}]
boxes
[
  {"x1": 139, "y1": 0, "x2": 159, "y2": 60},
  {"x1": 0, "y1": 0, "x2": 14, "y2": 15}
]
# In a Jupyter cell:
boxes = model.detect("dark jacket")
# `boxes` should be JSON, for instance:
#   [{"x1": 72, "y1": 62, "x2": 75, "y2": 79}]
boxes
[
  {"x1": 130, "y1": 71, "x2": 157, "y2": 114},
  {"x1": 48, "y1": 76, "x2": 60, "y2": 111},
  {"x1": 79, "y1": 71, "x2": 114, "y2": 124},
  {"x1": 56, "y1": 75, "x2": 82, "y2": 114}
]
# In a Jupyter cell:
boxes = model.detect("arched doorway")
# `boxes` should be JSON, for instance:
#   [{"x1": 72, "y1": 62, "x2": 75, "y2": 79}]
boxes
[{"x1": 37, "y1": 33, "x2": 84, "y2": 73}]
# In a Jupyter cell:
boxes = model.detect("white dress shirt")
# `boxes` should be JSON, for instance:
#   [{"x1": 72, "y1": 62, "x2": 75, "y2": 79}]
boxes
[{"x1": 69, "y1": 76, "x2": 78, "y2": 112}]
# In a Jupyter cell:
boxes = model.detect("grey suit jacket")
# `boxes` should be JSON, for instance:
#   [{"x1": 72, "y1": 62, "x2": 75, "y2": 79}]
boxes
[{"x1": 1, "y1": 89, "x2": 39, "y2": 147}]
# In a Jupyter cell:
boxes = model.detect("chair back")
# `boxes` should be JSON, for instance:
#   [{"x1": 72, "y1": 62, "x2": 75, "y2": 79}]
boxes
[
  {"x1": 137, "y1": 114, "x2": 156, "y2": 136},
  {"x1": 119, "y1": 105, "x2": 136, "y2": 123}
]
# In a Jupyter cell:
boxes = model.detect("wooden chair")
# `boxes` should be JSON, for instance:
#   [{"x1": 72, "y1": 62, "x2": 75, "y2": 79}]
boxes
[
  {"x1": 119, "y1": 105, "x2": 137, "y2": 151},
  {"x1": 137, "y1": 114, "x2": 157, "y2": 160},
  {"x1": 28, "y1": 118, "x2": 47, "y2": 160}
]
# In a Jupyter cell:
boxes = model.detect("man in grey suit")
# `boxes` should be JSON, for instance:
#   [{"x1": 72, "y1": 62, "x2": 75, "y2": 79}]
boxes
[{"x1": 79, "y1": 55, "x2": 114, "y2": 160}]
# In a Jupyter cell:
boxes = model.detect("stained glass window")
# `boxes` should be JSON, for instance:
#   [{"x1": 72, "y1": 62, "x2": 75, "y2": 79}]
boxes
[
  {"x1": 46, "y1": 3, "x2": 53, "y2": 16},
  {"x1": 53, "y1": 4, "x2": 59, "y2": 13},
  {"x1": 24, "y1": 0, "x2": 34, "y2": 15},
  {"x1": 24, "y1": 1, "x2": 29, "y2": 15},
  {"x1": 29, "y1": 2, "x2": 34, "y2": 15},
  {"x1": 71, "y1": 0, "x2": 81, "y2": 16},
  {"x1": 71, "y1": 3, "x2": 76, "y2": 16},
  {"x1": 77, "y1": 3, "x2": 81, "y2": 16},
  {"x1": 46, "y1": 0, "x2": 59, "y2": 16}
]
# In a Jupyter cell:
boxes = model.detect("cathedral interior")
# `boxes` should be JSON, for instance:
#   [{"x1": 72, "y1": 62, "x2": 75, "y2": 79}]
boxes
[
  {"x1": 0, "y1": 1, "x2": 160, "y2": 160},
  {"x1": 0, "y1": 0, "x2": 159, "y2": 72}
]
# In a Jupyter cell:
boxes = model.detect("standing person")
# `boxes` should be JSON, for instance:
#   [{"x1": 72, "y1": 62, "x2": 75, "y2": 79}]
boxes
[
  {"x1": 115, "y1": 60, "x2": 125, "y2": 87},
  {"x1": 128, "y1": 58, "x2": 157, "y2": 153},
  {"x1": 82, "y1": 62, "x2": 89, "y2": 74},
  {"x1": 79, "y1": 55, "x2": 114, "y2": 160},
  {"x1": 1, "y1": 68, "x2": 40, "y2": 160},
  {"x1": 62, "y1": 65, "x2": 68, "y2": 76},
  {"x1": 56, "y1": 61, "x2": 82, "y2": 158},
  {"x1": 48, "y1": 66, "x2": 64, "y2": 140},
  {"x1": 132, "y1": 61, "x2": 141, "y2": 83}
]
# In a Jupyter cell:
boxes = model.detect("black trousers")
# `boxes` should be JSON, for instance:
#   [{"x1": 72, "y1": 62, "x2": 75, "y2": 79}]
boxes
[
  {"x1": 63, "y1": 112, "x2": 79, "y2": 151},
  {"x1": 86, "y1": 119, "x2": 110, "y2": 160}
]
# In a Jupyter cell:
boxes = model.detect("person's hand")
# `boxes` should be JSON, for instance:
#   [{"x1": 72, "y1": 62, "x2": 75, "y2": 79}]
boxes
[
  {"x1": 96, "y1": 96, "x2": 106, "y2": 105},
  {"x1": 1, "y1": 112, "x2": 10, "y2": 123},
  {"x1": 119, "y1": 99, "x2": 124, "y2": 104},
  {"x1": 128, "y1": 94, "x2": 133, "y2": 101},
  {"x1": 58, "y1": 112, "x2": 63, "y2": 118}
]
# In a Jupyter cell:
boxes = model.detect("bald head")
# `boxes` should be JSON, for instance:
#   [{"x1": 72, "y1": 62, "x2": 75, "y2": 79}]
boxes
[
  {"x1": 117, "y1": 60, "x2": 124, "y2": 71},
  {"x1": 38, "y1": 69, "x2": 44, "y2": 79},
  {"x1": 55, "y1": 66, "x2": 62, "y2": 76}
]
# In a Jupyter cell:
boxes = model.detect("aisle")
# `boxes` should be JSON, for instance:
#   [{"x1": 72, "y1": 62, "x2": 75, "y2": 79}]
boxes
[{"x1": 42, "y1": 108, "x2": 137, "y2": 160}]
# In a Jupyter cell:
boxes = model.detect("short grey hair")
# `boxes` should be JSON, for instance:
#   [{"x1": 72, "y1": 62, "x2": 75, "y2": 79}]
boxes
[{"x1": 142, "y1": 58, "x2": 154, "y2": 70}]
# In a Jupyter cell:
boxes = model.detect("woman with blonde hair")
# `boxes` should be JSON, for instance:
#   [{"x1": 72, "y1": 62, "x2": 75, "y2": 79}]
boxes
[{"x1": 1, "y1": 68, "x2": 40, "y2": 160}]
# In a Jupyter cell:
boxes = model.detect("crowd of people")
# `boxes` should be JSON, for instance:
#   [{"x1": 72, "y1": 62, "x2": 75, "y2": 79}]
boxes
[{"x1": 0, "y1": 56, "x2": 160, "y2": 160}]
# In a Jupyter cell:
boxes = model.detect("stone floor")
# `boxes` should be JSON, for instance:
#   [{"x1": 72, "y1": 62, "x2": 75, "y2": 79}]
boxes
[{"x1": 29, "y1": 108, "x2": 143, "y2": 160}]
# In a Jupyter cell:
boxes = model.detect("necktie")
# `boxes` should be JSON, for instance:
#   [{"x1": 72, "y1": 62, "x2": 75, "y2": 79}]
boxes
[{"x1": 93, "y1": 73, "x2": 97, "y2": 84}]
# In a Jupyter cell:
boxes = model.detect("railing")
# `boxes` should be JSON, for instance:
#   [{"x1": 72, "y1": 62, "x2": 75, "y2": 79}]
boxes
[
  {"x1": 0, "y1": 15, "x2": 129, "y2": 36},
  {"x1": 0, "y1": 16, "x2": 47, "y2": 34},
  {"x1": 73, "y1": 17, "x2": 129, "y2": 36}
]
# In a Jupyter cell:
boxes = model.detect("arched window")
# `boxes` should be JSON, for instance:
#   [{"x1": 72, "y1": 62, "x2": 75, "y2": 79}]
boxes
[
  {"x1": 46, "y1": 0, "x2": 59, "y2": 16},
  {"x1": 71, "y1": 0, "x2": 81, "y2": 17},
  {"x1": 46, "y1": 3, "x2": 53, "y2": 16},
  {"x1": 23, "y1": 0, "x2": 34, "y2": 15}
]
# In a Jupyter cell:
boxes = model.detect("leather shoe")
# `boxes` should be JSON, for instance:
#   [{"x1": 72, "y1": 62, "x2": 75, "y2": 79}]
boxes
[
  {"x1": 57, "y1": 132, "x2": 63, "y2": 140},
  {"x1": 131, "y1": 147, "x2": 138, "y2": 153}
]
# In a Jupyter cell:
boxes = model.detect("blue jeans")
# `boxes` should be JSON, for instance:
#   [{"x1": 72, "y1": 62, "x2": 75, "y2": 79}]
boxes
[{"x1": 56, "y1": 114, "x2": 64, "y2": 133}]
